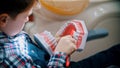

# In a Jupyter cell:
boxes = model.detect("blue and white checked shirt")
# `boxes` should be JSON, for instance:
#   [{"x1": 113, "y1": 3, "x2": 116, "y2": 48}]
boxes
[{"x1": 0, "y1": 31, "x2": 67, "y2": 68}]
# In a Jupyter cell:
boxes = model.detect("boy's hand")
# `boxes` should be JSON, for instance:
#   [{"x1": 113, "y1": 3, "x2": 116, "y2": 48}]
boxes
[{"x1": 55, "y1": 35, "x2": 77, "y2": 55}]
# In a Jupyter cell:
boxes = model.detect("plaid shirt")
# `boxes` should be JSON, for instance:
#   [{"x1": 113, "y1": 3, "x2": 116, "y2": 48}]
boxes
[{"x1": 0, "y1": 31, "x2": 67, "y2": 68}]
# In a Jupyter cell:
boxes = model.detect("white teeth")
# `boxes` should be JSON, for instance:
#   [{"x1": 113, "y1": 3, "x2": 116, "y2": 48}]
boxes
[
  {"x1": 40, "y1": 31, "x2": 57, "y2": 48},
  {"x1": 56, "y1": 20, "x2": 88, "y2": 51},
  {"x1": 73, "y1": 32, "x2": 78, "y2": 40},
  {"x1": 34, "y1": 20, "x2": 88, "y2": 54},
  {"x1": 56, "y1": 21, "x2": 74, "y2": 35},
  {"x1": 73, "y1": 31, "x2": 80, "y2": 40},
  {"x1": 52, "y1": 40, "x2": 57, "y2": 46}
]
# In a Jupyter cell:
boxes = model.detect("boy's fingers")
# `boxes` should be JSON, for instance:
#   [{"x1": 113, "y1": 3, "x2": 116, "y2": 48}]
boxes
[
  {"x1": 66, "y1": 35, "x2": 72, "y2": 38},
  {"x1": 56, "y1": 37, "x2": 61, "y2": 42},
  {"x1": 65, "y1": 35, "x2": 77, "y2": 49},
  {"x1": 71, "y1": 38, "x2": 76, "y2": 44},
  {"x1": 70, "y1": 43, "x2": 77, "y2": 55},
  {"x1": 72, "y1": 43, "x2": 77, "y2": 50}
]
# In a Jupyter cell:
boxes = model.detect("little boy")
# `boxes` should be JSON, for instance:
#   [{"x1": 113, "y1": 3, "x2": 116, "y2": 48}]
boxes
[
  {"x1": 1, "y1": 0, "x2": 119, "y2": 68},
  {"x1": 0, "y1": 0, "x2": 76, "y2": 68}
]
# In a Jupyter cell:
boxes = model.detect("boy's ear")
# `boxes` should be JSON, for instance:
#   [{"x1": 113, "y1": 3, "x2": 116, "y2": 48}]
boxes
[{"x1": 0, "y1": 14, "x2": 9, "y2": 27}]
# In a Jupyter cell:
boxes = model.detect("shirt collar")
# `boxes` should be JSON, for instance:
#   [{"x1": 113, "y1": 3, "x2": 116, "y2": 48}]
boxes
[{"x1": 0, "y1": 31, "x2": 27, "y2": 43}]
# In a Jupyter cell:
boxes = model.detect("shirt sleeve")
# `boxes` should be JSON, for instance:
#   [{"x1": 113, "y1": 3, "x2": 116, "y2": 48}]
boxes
[{"x1": 48, "y1": 52, "x2": 67, "y2": 68}]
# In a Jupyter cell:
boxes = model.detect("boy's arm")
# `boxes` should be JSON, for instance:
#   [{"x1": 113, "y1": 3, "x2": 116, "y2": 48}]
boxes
[{"x1": 48, "y1": 52, "x2": 67, "y2": 68}]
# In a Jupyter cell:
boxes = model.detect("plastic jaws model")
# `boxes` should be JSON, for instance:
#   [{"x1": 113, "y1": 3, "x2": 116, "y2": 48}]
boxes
[
  {"x1": 56, "y1": 20, "x2": 88, "y2": 51},
  {"x1": 55, "y1": 20, "x2": 88, "y2": 67},
  {"x1": 34, "y1": 20, "x2": 88, "y2": 67},
  {"x1": 34, "y1": 31, "x2": 57, "y2": 56}
]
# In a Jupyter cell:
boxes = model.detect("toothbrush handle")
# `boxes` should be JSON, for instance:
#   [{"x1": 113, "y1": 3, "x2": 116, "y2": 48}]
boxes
[{"x1": 66, "y1": 55, "x2": 70, "y2": 68}]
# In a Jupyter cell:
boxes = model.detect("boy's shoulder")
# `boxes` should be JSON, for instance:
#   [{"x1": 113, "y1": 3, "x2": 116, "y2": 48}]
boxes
[
  {"x1": 0, "y1": 31, "x2": 30, "y2": 43},
  {"x1": 18, "y1": 31, "x2": 28, "y2": 36},
  {"x1": 12, "y1": 31, "x2": 30, "y2": 39}
]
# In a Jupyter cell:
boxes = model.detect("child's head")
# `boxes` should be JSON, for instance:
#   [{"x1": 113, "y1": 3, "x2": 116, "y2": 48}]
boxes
[
  {"x1": 0, "y1": 0, "x2": 36, "y2": 19},
  {"x1": 0, "y1": 0, "x2": 37, "y2": 36}
]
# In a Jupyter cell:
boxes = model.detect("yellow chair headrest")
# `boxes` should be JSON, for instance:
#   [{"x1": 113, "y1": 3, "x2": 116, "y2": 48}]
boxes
[{"x1": 39, "y1": 0, "x2": 89, "y2": 16}]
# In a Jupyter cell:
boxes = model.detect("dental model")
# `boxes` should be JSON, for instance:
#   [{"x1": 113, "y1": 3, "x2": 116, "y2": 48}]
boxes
[
  {"x1": 34, "y1": 30, "x2": 57, "y2": 56},
  {"x1": 34, "y1": 20, "x2": 88, "y2": 56},
  {"x1": 34, "y1": 20, "x2": 88, "y2": 67},
  {"x1": 56, "y1": 20, "x2": 88, "y2": 51}
]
